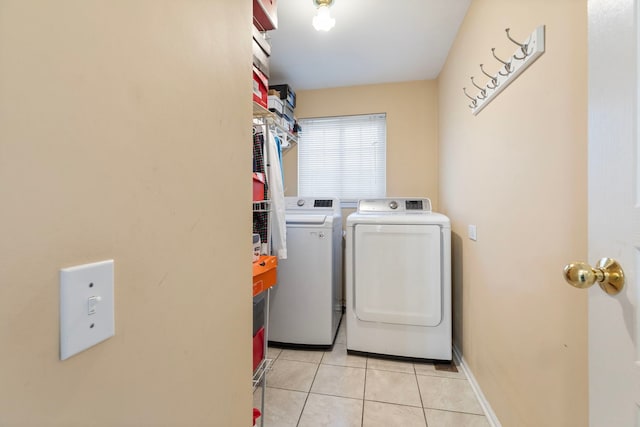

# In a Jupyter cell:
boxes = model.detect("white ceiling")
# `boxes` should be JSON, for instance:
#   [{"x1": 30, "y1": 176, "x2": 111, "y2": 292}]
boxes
[{"x1": 267, "y1": 0, "x2": 472, "y2": 91}]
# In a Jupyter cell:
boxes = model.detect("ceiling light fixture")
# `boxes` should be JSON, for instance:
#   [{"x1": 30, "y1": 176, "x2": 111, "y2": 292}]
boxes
[{"x1": 312, "y1": 0, "x2": 335, "y2": 32}]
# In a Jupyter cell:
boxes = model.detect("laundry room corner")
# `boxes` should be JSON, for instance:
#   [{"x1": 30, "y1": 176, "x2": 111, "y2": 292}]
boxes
[{"x1": 437, "y1": 0, "x2": 588, "y2": 426}]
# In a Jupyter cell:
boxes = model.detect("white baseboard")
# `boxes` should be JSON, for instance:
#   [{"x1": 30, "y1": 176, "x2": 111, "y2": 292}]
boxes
[{"x1": 452, "y1": 344, "x2": 502, "y2": 427}]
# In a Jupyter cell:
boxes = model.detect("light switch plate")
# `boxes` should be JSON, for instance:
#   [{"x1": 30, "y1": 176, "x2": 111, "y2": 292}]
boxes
[
  {"x1": 60, "y1": 260, "x2": 115, "y2": 360},
  {"x1": 468, "y1": 225, "x2": 477, "y2": 241}
]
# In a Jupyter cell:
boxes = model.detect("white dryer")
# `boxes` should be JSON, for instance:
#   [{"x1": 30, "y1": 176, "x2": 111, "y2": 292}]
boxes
[
  {"x1": 345, "y1": 198, "x2": 451, "y2": 361},
  {"x1": 268, "y1": 197, "x2": 342, "y2": 348}
]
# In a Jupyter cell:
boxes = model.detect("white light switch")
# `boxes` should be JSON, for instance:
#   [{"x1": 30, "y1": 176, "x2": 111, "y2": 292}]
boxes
[
  {"x1": 468, "y1": 225, "x2": 477, "y2": 241},
  {"x1": 87, "y1": 296, "x2": 100, "y2": 315},
  {"x1": 60, "y1": 260, "x2": 115, "y2": 360}
]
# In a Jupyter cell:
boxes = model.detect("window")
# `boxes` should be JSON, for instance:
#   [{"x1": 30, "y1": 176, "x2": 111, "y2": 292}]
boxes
[{"x1": 297, "y1": 113, "x2": 386, "y2": 204}]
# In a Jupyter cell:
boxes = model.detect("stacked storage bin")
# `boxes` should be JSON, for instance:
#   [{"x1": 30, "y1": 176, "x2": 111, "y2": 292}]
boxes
[
  {"x1": 252, "y1": 1, "x2": 275, "y2": 109},
  {"x1": 268, "y1": 84, "x2": 297, "y2": 134}
]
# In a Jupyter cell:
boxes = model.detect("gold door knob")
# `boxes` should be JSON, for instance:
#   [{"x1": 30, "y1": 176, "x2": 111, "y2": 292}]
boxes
[{"x1": 563, "y1": 257, "x2": 625, "y2": 295}]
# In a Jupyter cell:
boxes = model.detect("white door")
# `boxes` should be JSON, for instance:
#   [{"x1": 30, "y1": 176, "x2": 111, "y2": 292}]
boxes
[
  {"x1": 587, "y1": 0, "x2": 640, "y2": 424},
  {"x1": 353, "y1": 224, "x2": 442, "y2": 326}
]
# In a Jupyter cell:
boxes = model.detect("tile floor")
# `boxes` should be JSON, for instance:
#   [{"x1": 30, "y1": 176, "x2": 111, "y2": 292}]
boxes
[{"x1": 253, "y1": 321, "x2": 490, "y2": 427}]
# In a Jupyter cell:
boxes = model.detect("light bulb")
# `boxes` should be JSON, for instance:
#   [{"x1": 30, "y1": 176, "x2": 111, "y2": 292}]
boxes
[{"x1": 312, "y1": 5, "x2": 335, "y2": 32}]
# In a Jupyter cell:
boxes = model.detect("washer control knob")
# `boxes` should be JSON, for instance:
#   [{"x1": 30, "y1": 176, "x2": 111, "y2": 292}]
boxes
[
  {"x1": 389, "y1": 201, "x2": 398, "y2": 210},
  {"x1": 297, "y1": 199, "x2": 305, "y2": 206}
]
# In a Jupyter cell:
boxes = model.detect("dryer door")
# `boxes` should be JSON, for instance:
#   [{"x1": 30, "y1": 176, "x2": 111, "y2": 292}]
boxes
[{"x1": 353, "y1": 223, "x2": 442, "y2": 327}]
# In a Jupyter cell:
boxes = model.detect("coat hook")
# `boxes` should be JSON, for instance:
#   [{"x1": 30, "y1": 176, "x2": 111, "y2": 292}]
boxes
[
  {"x1": 470, "y1": 77, "x2": 487, "y2": 99},
  {"x1": 505, "y1": 28, "x2": 529, "y2": 60},
  {"x1": 491, "y1": 48, "x2": 512, "y2": 76},
  {"x1": 462, "y1": 87, "x2": 477, "y2": 107},
  {"x1": 479, "y1": 64, "x2": 498, "y2": 89}
]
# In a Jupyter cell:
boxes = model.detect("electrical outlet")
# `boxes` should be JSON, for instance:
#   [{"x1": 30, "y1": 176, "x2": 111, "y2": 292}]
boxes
[{"x1": 60, "y1": 260, "x2": 115, "y2": 360}]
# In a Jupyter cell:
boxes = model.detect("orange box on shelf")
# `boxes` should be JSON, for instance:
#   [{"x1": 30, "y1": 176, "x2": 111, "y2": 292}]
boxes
[{"x1": 253, "y1": 255, "x2": 277, "y2": 296}]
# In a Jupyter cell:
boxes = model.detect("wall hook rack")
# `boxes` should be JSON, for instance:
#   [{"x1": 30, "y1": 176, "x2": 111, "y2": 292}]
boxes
[{"x1": 463, "y1": 25, "x2": 545, "y2": 115}]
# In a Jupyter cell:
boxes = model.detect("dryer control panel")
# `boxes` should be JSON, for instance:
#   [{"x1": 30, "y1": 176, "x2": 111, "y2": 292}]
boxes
[
  {"x1": 285, "y1": 197, "x2": 341, "y2": 215},
  {"x1": 357, "y1": 198, "x2": 432, "y2": 213}
]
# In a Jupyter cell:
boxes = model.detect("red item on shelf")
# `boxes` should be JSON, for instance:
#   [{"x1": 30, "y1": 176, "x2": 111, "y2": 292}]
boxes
[
  {"x1": 253, "y1": 0, "x2": 277, "y2": 31},
  {"x1": 253, "y1": 172, "x2": 266, "y2": 201},
  {"x1": 252, "y1": 66, "x2": 268, "y2": 109},
  {"x1": 253, "y1": 326, "x2": 265, "y2": 372},
  {"x1": 252, "y1": 407, "x2": 262, "y2": 426}
]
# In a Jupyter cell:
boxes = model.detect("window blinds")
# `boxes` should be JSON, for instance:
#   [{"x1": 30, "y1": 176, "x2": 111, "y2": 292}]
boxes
[{"x1": 298, "y1": 113, "x2": 386, "y2": 201}]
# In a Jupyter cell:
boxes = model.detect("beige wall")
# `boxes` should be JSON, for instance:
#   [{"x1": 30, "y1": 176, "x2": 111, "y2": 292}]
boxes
[
  {"x1": 0, "y1": 2, "x2": 252, "y2": 425},
  {"x1": 283, "y1": 81, "x2": 440, "y2": 209},
  {"x1": 438, "y1": 1, "x2": 588, "y2": 426}
]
